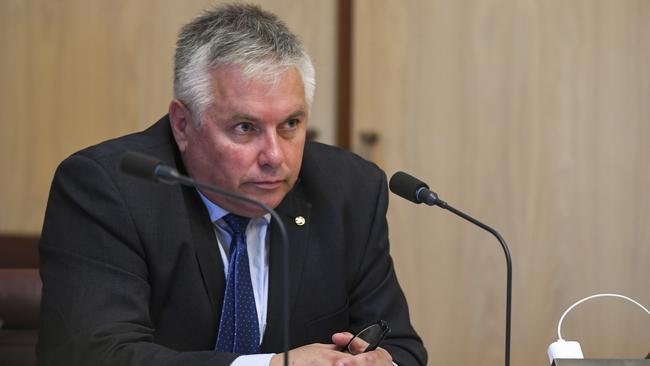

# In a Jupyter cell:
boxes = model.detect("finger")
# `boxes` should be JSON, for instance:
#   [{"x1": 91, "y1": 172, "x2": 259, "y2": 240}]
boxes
[{"x1": 331, "y1": 331, "x2": 355, "y2": 347}]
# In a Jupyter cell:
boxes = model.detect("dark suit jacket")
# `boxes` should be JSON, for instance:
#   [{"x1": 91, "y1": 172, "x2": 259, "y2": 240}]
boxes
[{"x1": 37, "y1": 116, "x2": 427, "y2": 365}]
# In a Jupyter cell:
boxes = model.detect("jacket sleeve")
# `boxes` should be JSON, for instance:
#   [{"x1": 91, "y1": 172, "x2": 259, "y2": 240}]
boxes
[{"x1": 37, "y1": 153, "x2": 237, "y2": 366}]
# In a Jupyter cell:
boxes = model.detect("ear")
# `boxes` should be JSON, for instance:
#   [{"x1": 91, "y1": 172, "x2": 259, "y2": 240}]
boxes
[{"x1": 168, "y1": 99, "x2": 194, "y2": 153}]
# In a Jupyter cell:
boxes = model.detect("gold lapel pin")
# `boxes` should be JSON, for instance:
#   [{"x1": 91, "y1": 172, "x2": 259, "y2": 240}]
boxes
[{"x1": 294, "y1": 216, "x2": 306, "y2": 226}]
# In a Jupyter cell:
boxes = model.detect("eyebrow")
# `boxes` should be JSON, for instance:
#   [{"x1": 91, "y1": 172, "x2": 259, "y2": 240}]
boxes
[
  {"x1": 229, "y1": 108, "x2": 306, "y2": 123},
  {"x1": 285, "y1": 109, "x2": 306, "y2": 120}
]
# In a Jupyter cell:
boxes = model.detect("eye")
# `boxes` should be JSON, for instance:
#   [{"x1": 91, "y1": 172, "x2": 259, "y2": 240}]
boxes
[
  {"x1": 284, "y1": 118, "x2": 301, "y2": 130},
  {"x1": 278, "y1": 118, "x2": 302, "y2": 138},
  {"x1": 233, "y1": 122, "x2": 257, "y2": 134}
]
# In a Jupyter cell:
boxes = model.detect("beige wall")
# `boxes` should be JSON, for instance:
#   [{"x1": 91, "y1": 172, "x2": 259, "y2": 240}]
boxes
[
  {"x1": 3, "y1": 0, "x2": 649, "y2": 364},
  {"x1": 0, "y1": 0, "x2": 336, "y2": 233},
  {"x1": 353, "y1": 0, "x2": 650, "y2": 365}
]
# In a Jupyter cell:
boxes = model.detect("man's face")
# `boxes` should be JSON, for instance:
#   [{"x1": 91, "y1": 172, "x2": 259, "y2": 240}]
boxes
[{"x1": 171, "y1": 65, "x2": 308, "y2": 217}]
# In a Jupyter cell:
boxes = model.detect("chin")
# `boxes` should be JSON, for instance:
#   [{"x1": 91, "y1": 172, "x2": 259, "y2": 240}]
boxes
[
  {"x1": 246, "y1": 187, "x2": 289, "y2": 204},
  {"x1": 256, "y1": 195, "x2": 284, "y2": 210}
]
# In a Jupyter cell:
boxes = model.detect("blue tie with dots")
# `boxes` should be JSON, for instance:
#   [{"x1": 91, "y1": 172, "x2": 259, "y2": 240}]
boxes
[{"x1": 215, "y1": 214, "x2": 260, "y2": 354}]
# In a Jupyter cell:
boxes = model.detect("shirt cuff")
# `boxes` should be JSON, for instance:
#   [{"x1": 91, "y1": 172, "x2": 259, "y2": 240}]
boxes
[{"x1": 230, "y1": 353, "x2": 275, "y2": 366}]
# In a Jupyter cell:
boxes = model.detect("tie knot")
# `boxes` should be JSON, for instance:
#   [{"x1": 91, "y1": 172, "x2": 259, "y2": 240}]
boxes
[{"x1": 222, "y1": 214, "x2": 250, "y2": 235}]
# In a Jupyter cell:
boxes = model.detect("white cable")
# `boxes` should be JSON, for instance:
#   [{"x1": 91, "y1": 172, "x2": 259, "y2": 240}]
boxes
[{"x1": 557, "y1": 293, "x2": 650, "y2": 340}]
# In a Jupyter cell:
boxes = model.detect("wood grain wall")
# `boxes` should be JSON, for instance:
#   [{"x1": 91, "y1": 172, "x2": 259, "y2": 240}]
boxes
[
  {"x1": 0, "y1": 0, "x2": 336, "y2": 234},
  {"x1": 352, "y1": 0, "x2": 650, "y2": 365},
  {"x1": 3, "y1": 0, "x2": 649, "y2": 364}
]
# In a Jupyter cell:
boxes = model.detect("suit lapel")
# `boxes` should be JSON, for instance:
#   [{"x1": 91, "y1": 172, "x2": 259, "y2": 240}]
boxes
[
  {"x1": 183, "y1": 184, "x2": 226, "y2": 320},
  {"x1": 148, "y1": 117, "x2": 225, "y2": 332},
  {"x1": 261, "y1": 183, "x2": 312, "y2": 352},
  {"x1": 166, "y1": 124, "x2": 226, "y2": 322}
]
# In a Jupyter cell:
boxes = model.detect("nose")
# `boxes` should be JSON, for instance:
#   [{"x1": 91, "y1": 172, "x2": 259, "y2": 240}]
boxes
[{"x1": 258, "y1": 132, "x2": 284, "y2": 169}]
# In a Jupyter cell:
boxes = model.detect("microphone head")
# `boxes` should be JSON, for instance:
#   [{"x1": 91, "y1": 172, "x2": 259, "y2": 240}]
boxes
[
  {"x1": 120, "y1": 151, "x2": 164, "y2": 182},
  {"x1": 389, "y1": 171, "x2": 430, "y2": 204}
]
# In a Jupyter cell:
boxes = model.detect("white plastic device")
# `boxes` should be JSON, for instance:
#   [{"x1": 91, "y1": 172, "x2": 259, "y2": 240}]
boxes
[{"x1": 548, "y1": 339, "x2": 584, "y2": 363}]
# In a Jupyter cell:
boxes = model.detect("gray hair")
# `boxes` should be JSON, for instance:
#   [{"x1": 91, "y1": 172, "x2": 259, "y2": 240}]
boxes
[{"x1": 173, "y1": 3, "x2": 316, "y2": 125}]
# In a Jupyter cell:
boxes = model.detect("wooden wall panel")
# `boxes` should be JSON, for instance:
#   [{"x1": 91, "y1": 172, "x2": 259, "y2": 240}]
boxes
[
  {"x1": 353, "y1": 0, "x2": 650, "y2": 365},
  {"x1": 0, "y1": 0, "x2": 336, "y2": 234}
]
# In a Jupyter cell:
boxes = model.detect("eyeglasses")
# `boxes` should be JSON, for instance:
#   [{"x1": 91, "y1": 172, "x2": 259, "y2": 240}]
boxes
[{"x1": 345, "y1": 320, "x2": 391, "y2": 355}]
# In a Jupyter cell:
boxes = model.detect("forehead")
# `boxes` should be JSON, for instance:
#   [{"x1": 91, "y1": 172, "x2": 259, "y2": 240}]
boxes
[
  {"x1": 211, "y1": 65, "x2": 304, "y2": 98},
  {"x1": 204, "y1": 65, "x2": 307, "y2": 123}
]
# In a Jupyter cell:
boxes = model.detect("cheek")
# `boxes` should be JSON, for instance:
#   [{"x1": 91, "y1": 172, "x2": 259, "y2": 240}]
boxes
[
  {"x1": 286, "y1": 141, "x2": 305, "y2": 169},
  {"x1": 185, "y1": 136, "x2": 236, "y2": 181},
  {"x1": 217, "y1": 146, "x2": 258, "y2": 179},
  {"x1": 286, "y1": 150, "x2": 302, "y2": 171}
]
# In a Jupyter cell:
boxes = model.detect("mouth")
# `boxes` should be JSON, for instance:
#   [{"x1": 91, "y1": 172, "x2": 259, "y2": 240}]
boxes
[{"x1": 249, "y1": 180, "x2": 285, "y2": 190}]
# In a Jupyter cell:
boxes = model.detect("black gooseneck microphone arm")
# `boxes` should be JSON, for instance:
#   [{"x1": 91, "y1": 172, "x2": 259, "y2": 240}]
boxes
[
  {"x1": 390, "y1": 171, "x2": 512, "y2": 366},
  {"x1": 121, "y1": 151, "x2": 290, "y2": 366},
  {"x1": 438, "y1": 201, "x2": 512, "y2": 366}
]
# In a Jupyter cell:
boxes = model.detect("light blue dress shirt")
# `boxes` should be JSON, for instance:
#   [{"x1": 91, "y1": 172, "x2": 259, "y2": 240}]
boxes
[{"x1": 198, "y1": 192, "x2": 275, "y2": 366}]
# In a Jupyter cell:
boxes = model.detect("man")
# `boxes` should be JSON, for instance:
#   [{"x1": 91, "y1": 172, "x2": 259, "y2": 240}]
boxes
[{"x1": 37, "y1": 4, "x2": 427, "y2": 366}]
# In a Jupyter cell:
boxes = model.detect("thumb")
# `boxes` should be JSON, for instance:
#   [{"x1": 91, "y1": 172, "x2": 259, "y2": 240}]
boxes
[{"x1": 331, "y1": 332, "x2": 354, "y2": 347}]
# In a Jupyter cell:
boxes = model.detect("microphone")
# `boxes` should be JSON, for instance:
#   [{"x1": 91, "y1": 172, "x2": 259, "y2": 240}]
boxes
[
  {"x1": 120, "y1": 151, "x2": 291, "y2": 366},
  {"x1": 389, "y1": 171, "x2": 443, "y2": 207},
  {"x1": 120, "y1": 151, "x2": 180, "y2": 184},
  {"x1": 389, "y1": 171, "x2": 513, "y2": 366}
]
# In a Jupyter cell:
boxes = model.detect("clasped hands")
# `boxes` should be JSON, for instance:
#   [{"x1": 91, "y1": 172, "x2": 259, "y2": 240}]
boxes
[{"x1": 269, "y1": 332, "x2": 393, "y2": 366}]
